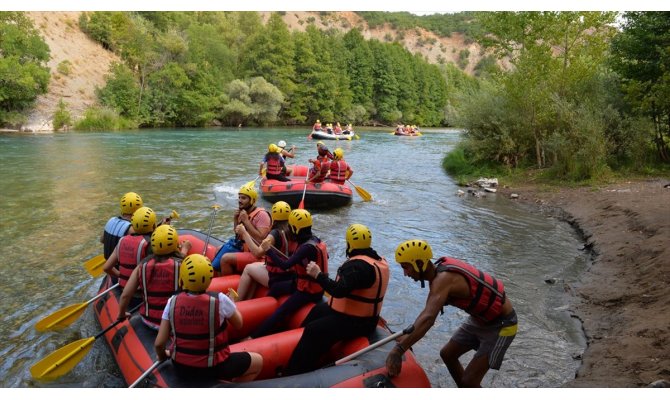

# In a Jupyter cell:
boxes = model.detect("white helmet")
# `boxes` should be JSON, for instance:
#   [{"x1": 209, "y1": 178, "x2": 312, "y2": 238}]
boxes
[{"x1": 278, "y1": 140, "x2": 287, "y2": 149}]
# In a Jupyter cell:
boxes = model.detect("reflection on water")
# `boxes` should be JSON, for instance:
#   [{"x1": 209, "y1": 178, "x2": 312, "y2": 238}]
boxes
[{"x1": 0, "y1": 128, "x2": 586, "y2": 387}]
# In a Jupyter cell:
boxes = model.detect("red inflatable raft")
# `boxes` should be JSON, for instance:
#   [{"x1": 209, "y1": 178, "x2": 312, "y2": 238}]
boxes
[
  {"x1": 92, "y1": 229, "x2": 431, "y2": 388},
  {"x1": 260, "y1": 165, "x2": 353, "y2": 209}
]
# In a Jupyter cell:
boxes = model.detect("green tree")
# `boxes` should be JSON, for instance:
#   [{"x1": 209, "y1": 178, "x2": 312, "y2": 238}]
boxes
[
  {"x1": 467, "y1": 11, "x2": 616, "y2": 177},
  {"x1": 0, "y1": 12, "x2": 50, "y2": 126},
  {"x1": 610, "y1": 11, "x2": 670, "y2": 162}
]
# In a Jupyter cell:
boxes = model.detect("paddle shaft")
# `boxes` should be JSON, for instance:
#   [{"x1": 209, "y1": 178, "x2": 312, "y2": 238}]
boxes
[
  {"x1": 298, "y1": 173, "x2": 309, "y2": 209},
  {"x1": 129, "y1": 360, "x2": 162, "y2": 388},
  {"x1": 202, "y1": 205, "x2": 221, "y2": 256},
  {"x1": 334, "y1": 324, "x2": 415, "y2": 366}
]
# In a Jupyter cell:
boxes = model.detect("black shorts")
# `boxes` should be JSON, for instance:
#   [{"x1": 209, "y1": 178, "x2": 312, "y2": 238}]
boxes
[{"x1": 172, "y1": 351, "x2": 252, "y2": 381}]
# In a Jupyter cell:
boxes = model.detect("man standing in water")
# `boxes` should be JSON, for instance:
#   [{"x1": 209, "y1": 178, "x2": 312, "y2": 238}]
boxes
[{"x1": 386, "y1": 239, "x2": 518, "y2": 388}]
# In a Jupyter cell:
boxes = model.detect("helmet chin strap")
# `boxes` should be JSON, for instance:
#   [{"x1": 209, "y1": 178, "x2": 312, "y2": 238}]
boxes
[{"x1": 419, "y1": 269, "x2": 426, "y2": 288}]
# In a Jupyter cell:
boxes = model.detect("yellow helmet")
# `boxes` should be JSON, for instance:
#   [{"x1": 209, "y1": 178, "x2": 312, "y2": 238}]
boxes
[
  {"x1": 131, "y1": 206, "x2": 156, "y2": 234},
  {"x1": 395, "y1": 240, "x2": 433, "y2": 273},
  {"x1": 288, "y1": 209, "x2": 312, "y2": 235},
  {"x1": 316, "y1": 119, "x2": 320, "y2": 123},
  {"x1": 179, "y1": 254, "x2": 213, "y2": 292},
  {"x1": 239, "y1": 184, "x2": 258, "y2": 205},
  {"x1": 271, "y1": 201, "x2": 291, "y2": 222},
  {"x1": 316, "y1": 141, "x2": 325, "y2": 147},
  {"x1": 333, "y1": 148, "x2": 344, "y2": 160},
  {"x1": 346, "y1": 224, "x2": 371, "y2": 253},
  {"x1": 151, "y1": 225, "x2": 179, "y2": 255},
  {"x1": 268, "y1": 143, "x2": 279, "y2": 153},
  {"x1": 120, "y1": 192, "x2": 143, "y2": 215}
]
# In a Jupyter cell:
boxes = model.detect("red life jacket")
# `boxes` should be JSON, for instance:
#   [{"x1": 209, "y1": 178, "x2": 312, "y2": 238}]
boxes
[
  {"x1": 138, "y1": 256, "x2": 181, "y2": 326},
  {"x1": 266, "y1": 153, "x2": 284, "y2": 175},
  {"x1": 295, "y1": 239, "x2": 328, "y2": 294},
  {"x1": 329, "y1": 160, "x2": 348, "y2": 184},
  {"x1": 328, "y1": 255, "x2": 389, "y2": 317},
  {"x1": 435, "y1": 257, "x2": 506, "y2": 323},
  {"x1": 169, "y1": 292, "x2": 230, "y2": 368},
  {"x1": 308, "y1": 159, "x2": 330, "y2": 182},
  {"x1": 116, "y1": 234, "x2": 150, "y2": 289},
  {"x1": 265, "y1": 229, "x2": 296, "y2": 277}
]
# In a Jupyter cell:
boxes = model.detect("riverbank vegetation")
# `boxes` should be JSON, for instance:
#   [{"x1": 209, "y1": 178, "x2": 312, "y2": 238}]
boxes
[{"x1": 444, "y1": 11, "x2": 670, "y2": 182}]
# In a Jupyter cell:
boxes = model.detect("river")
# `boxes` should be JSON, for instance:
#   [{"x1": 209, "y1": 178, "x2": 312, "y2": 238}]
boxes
[{"x1": 0, "y1": 127, "x2": 587, "y2": 388}]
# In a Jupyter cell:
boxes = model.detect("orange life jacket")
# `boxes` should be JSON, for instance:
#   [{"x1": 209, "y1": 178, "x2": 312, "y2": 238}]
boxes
[
  {"x1": 169, "y1": 292, "x2": 230, "y2": 368},
  {"x1": 328, "y1": 255, "x2": 389, "y2": 317},
  {"x1": 138, "y1": 256, "x2": 181, "y2": 326},
  {"x1": 116, "y1": 234, "x2": 150, "y2": 289},
  {"x1": 240, "y1": 207, "x2": 271, "y2": 252},
  {"x1": 436, "y1": 257, "x2": 506, "y2": 323}
]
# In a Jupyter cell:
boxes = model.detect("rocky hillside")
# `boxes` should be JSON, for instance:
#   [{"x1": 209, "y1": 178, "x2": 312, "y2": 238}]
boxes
[{"x1": 22, "y1": 11, "x2": 485, "y2": 132}]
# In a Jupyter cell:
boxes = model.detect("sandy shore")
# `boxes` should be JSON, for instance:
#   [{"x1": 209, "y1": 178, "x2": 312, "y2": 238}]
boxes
[{"x1": 499, "y1": 178, "x2": 670, "y2": 387}]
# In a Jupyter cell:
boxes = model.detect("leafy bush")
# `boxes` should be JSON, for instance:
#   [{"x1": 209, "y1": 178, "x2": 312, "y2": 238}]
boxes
[
  {"x1": 74, "y1": 107, "x2": 136, "y2": 131},
  {"x1": 52, "y1": 99, "x2": 71, "y2": 130},
  {"x1": 57, "y1": 60, "x2": 72, "y2": 76}
]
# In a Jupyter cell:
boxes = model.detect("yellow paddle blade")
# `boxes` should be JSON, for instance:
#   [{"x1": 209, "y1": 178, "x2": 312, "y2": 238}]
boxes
[
  {"x1": 415, "y1": 131, "x2": 422, "y2": 136},
  {"x1": 348, "y1": 180, "x2": 372, "y2": 202},
  {"x1": 30, "y1": 337, "x2": 95, "y2": 380},
  {"x1": 169, "y1": 210, "x2": 180, "y2": 219},
  {"x1": 354, "y1": 134, "x2": 360, "y2": 140},
  {"x1": 83, "y1": 254, "x2": 105, "y2": 277},
  {"x1": 354, "y1": 186, "x2": 372, "y2": 202},
  {"x1": 35, "y1": 302, "x2": 88, "y2": 332}
]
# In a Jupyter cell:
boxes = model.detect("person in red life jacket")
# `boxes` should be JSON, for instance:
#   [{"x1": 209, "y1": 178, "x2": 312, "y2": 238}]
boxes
[
  {"x1": 260, "y1": 143, "x2": 290, "y2": 182},
  {"x1": 101, "y1": 192, "x2": 143, "y2": 259},
  {"x1": 248, "y1": 209, "x2": 327, "y2": 339},
  {"x1": 154, "y1": 254, "x2": 263, "y2": 382},
  {"x1": 234, "y1": 201, "x2": 297, "y2": 302},
  {"x1": 327, "y1": 148, "x2": 353, "y2": 185},
  {"x1": 333, "y1": 122, "x2": 343, "y2": 134},
  {"x1": 312, "y1": 119, "x2": 322, "y2": 132},
  {"x1": 116, "y1": 224, "x2": 191, "y2": 329},
  {"x1": 307, "y1": 141, "x2": 334, "y2": 182},
  {"x1": 277, "y1": 140, "x2": 296, "y2": 176},
  {"x1": 386, "y1": 240, "x2": 518, "y2": 388},
  {"x1": 102, "y1": 206, "x2": 156, "y2": 292},
  {"x1": 215, "y1": 185, "x2": 272, "y2": 276},
  {"x1": 283, "y1": 224, "x2": 389, "y2": 376}
]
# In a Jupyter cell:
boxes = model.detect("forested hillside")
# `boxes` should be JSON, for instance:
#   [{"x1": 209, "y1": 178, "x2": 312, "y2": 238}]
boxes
[{"x1": 9, "y1": 11, "x2": 484, "y2": 132}]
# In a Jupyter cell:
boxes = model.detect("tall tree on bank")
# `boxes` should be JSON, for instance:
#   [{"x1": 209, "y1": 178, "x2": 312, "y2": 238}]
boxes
[
  {"x1": 0, "y1": 12, "x2": 50, "y2": 126},
  {"x1": 463, "y1": 11, "x2": 616, "y2": 178},
  {"x1": 610, "y1": 11, "x2": 670, "y2": 163},
  {"x1": 240, "y1": 13, "x2": 297, "y2": 122}
]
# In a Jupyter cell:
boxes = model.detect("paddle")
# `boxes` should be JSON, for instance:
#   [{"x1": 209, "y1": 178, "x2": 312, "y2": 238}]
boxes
[
  {"x1": 83, "y1": 254, "x2": 106, "y2": 277},
  {"x1": 298, "y1": 173, "x2": 309, "y2": 209},
  {"x1": 83, "y1": 210, "x2": 180, "y2": 278},
  {"x1": 35, "y1": 283, "x2": 120, "y2": 332},
  {"x1": 202, "y1": 204, "x2": 222, "y2": 256},
  {"x1": 347, "y1": 179, "x2": 372, "y2": 202},
  {"x1": 244, "y1": 175, "x2": 261, "y2": 188},
  {"x1": 333, "y1": 324, "x2": 415, "y2": 366},
  {"x1": 129, "y1": 360, "x2": 164, "y2": 388},
  {"x1": 31, "y1": 303, "x2": 142, "y2": 380}
]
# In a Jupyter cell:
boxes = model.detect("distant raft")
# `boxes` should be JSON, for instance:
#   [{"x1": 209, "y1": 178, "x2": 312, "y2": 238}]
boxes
[
  {"x1": 309, "y1": 130, "x2": 356, "y2": 140},
  {"x1": 260, "y1": 165, "x2": 353, "y2": 209}
]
